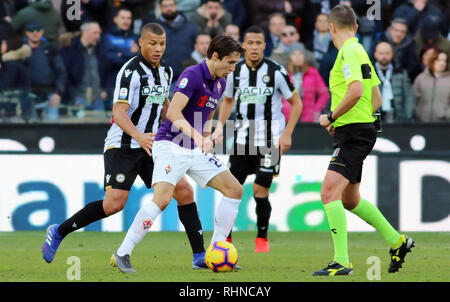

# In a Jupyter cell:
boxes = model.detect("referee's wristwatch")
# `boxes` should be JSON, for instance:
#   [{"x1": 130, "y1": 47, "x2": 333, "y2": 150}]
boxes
[{"x1": 327, "y1": 111, "x2": 336, "y2": 123}]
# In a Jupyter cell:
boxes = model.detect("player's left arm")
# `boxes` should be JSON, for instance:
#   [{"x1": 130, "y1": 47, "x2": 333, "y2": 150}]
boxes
[
  {"x1": 276, "y1": 68, "x2": 303, "y2": 155},
  {"x1": 372, "y1": 85, "x2": 382, "y2": 113},
  {"x1": 319, "y1": 48, "x2": 364, "y2": 128}
]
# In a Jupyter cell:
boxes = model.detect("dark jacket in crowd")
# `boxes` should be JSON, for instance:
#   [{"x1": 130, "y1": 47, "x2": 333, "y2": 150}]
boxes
[
  {"x1": 24, "y1": 38, "x2": 66, "y2": 95},
  {"x1": 102, "y1": 26, "x2": 138, "y2": 88},
  {"x1": 222, "y1": 0, "x2": 247, "y2": 30},
  {"x1": 0, "y1": 60, "x2": 30, "y2": 91},
  {"x1": 156, "y1": 13, "x2": 199, "y2": 81},
  {"x1": 372, "y1": 29, "x2": 421, "y2": 81},
  {"x1": 393, "y1": 1, "x2": 447, "y2": 37},
  {"x1": 60, "y1": 36, "x2": 105, "y2": 103},
  {"x1": 250, "y1": 0, "x2": 306, "y2": 33}
]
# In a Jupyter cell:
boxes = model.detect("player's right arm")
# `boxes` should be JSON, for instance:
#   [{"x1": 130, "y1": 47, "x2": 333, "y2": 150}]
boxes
[
  {"x1": 112, "y1": 102, "x2": 155, "y2": 156},
  {"x1": 372, "y1": 85, "x2": 382, "y2": 113},
  {"x1": 166, "y1": 91, "x2": 214, "y2": 153}
]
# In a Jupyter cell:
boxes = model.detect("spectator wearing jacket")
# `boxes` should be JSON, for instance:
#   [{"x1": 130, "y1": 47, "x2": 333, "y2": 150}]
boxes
[
  {"x1": 190, "y1": 0, "x2": 231, "y2": 38},
  {"x1": 282, "y1": 46, "x2": 329, "y2": 123},
  {"x1": 103, "y1": 7, "x2": 139, "y2": 108},
  {"x1": 11, "y1": 0, "x2": 61, "y2": 47},
  {"x1": 156, "y1": 0, "x2": 199, "y2": 81},
  {"x1": 60, "y1": 22, "x2": 106, "y2": 113},
  {"x1": 413, "y1": 50, "x2": 450, "y2": 122},
  {"x1": 373, "y1": 42, "x2": 415, "y2": 122},
  {"x1": 24, "y1": 20, "x2": 66, "y2": 120}
]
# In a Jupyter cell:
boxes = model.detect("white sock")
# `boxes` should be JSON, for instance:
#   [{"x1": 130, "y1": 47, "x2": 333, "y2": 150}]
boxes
[
  {"x1": 117, "y1": 201, "x2": 162, "y2": 256},
  {"x1": 211, "y1": 196, "x2": 241, "y2": 244}
]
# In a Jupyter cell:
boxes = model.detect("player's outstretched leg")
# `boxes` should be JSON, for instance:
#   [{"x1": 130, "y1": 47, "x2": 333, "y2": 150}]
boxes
[
  {"x1": 42, "y1": 224, "x2": 64, "y2": 263},
  {"x1": 388, "y1": 234, "x2": 415, "y2": 273},
  {"x1": 41, "y1": 199, "x2": 107, "y2": 263}
]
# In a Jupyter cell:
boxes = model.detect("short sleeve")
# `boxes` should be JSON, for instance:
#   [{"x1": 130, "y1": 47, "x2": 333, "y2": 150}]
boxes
[
  {"x1": 113, "y1": 68, "x2": 137, "y2": 105},
  {"x1": 341, "y1": 48, "x2": 363, "y2": 85},
  {"x1": 370, "y1": 63, "x2": 381, "y2": 87},
  {"x1": 174, "y1": 69, "x2": 200, "y2": 99},
  {"x1": 224, "y1": 72, "x2": 234, "y2": 98},
  {"x1": 275, "y1": 67, "x2": 295, "y2": 99}
]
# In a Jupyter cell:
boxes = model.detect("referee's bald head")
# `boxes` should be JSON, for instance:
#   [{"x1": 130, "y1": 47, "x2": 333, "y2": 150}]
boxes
[{"x1": 328, "y1": 4, "x2": 357, "y2": 30}]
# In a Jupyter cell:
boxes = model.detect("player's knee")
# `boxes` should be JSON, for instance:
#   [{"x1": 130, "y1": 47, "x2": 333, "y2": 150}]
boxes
[
  {"x1": 174, "y1": 185, "x2": 194, "y2": 205},
  {"x1": 228, "y1": 183, "x2": 243, "y2": 200},
  {"x1": 320, "y1": 185, "x2": 339, "y2": 204},
  {"x1": 104, "y1": 190, "x2": 128, "y2": 215}
]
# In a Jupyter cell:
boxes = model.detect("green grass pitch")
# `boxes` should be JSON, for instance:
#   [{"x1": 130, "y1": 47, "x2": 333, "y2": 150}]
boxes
[{"x1": 0, "y1": 231, "x2": 448, "y2": 282}]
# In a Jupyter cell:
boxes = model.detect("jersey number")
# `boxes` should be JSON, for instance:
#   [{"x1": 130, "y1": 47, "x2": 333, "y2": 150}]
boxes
[{"x1": 209, "y1": 155, "x2": 223, "y2": 168}]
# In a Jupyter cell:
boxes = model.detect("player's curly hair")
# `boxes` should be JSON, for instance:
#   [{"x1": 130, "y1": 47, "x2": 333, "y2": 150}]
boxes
[{"x1": 207, "y1": 34, "x2": 245, "y2": 60}]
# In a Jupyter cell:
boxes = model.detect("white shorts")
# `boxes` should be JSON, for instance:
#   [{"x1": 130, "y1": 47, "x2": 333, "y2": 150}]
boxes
[{"x1": 152, "y1": 140, "x2": 228, "y2": 188}]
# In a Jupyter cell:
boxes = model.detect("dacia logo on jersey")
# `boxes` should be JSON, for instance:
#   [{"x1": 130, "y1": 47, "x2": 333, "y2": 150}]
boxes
[
  {"x1": 237, "y1": 86, "x2": 274, "y2": 104},
  {"x1": 142, "y1": 85, "x2": 169, "y2": 104}
]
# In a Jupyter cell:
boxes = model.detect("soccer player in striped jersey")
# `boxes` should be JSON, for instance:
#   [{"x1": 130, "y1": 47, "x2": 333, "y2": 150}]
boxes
[
  {"x1": 42, "y1": 23, "x2": 207, "y2": 270},
  {"x1": 212, "y1": 26, "x2": 303, "y2": 253}
]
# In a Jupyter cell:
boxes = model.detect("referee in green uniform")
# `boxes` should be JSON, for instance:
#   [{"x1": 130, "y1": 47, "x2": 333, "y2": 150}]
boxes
[{"x1": 313, "y1": 5, "x2": 415, "y2": 276}]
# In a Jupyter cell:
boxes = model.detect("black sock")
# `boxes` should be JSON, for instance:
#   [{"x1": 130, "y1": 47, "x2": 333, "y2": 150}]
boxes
[
  {"x1": 177, "y1": 202, "x2": 205, "y2": 254},
  {"x1": 58, "y1": 200, "x2": 107, "y2": 237},
  {"x1": 255, "y1": 196, "x2": 271, "y2": 238}
]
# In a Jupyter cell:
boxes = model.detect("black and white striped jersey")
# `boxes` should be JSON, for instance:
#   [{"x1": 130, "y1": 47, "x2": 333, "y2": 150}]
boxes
[
  {"x1": 224, "y1": 58, "x2": 296, "y2": 147},
  {"x1": 104, "y1": 54, "x2": 173, "y2": 151}
]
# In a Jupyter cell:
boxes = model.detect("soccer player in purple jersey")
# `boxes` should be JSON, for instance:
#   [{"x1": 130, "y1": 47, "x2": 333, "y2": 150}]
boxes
[{"x1": 111, "y1": 35, "x2": 245, "y2": 273}]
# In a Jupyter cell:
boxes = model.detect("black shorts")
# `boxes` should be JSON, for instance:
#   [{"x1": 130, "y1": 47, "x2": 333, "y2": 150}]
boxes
[
  {"x1": 328, "y1": 123, "x2": 376, "y2": 184},
  {"x1": 103, "y1": 148, "x2": 154, "y2": 191},
  {"x1": 228, "y1": 144, "x2": 281, "y2": 188}
]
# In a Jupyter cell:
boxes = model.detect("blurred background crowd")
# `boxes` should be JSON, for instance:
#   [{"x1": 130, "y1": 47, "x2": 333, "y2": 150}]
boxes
[{"x1": 0, "y1": 0, "x2": 448, "y2": 123}]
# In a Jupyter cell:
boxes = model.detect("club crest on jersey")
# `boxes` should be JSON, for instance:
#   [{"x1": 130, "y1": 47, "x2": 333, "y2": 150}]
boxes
[
  {"x1": 217, "y1": 82, "x2": 221, "y2": 91},
  {"x1": 116, "y1": 173, "x2": 125, "y2": 183},
  {"x1": 262, "y1": 75, "x2": 270, "y2": 83},
  {"x1": 164, "y1": 71, "x2": 169, "y2": 81},
  {"x1": 142, "y1": 219, "x2": 152, "y2": 229},
  {"x1": 165, "y1": 165, "x2": 172, "y2": 174}
]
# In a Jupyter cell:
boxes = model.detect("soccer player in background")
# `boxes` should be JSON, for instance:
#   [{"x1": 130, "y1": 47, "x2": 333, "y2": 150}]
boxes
[
  {"x1": 111, "y1": 34, "x2": 245, "y2": 273},
  {"x1": 314, "y1": 5, "x2": 414, "y2": 276},
  {"x1": 42, "y1": 23, "x2": 208, "y2": 270},
  {"x1": 211, "y1": 26, "x2": 302, "y2": 253}
]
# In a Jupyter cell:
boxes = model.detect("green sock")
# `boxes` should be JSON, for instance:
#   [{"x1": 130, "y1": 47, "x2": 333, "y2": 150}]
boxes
[
  {"x1": 350, "y1": 198, "x2": 402, "y2": 249},
  {"x1": 324, "y1": 200, "x2": 349, "y2": 266}
]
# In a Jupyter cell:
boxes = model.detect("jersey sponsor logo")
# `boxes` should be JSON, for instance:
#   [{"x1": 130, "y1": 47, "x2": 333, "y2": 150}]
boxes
[
  {"x1": 142, "y1": 219, "x2": 152, "y2": 229},
  {"x1": 142, "y1": 85, "x2": 169, "y2": 104},
  {"x1": 105, "y1": 174, "x2": 111, "y2": 183},
  {"x1": 119, "y1": 88, "x2": 128, "y2": 100},
  {"x1": 237, "y1": 86, "x2": 274, "y2": 103},
  {"x1": 198, "y1": 95, "x2": 208, "y2": 107},
  {"x1": 198, "y1": 95, "x2": 219, "y2": 109},
  {"x1": 124, "y1": 69, "x2": 132, "y2": 78},
  {"x1": 179, "y1": 77, "x2": 189, "y2": 89}
]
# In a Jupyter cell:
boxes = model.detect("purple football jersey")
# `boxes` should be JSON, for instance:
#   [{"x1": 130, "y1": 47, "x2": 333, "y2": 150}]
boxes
[{"x1": 155, "y1": 61, "x2": 226, "y2": 149}]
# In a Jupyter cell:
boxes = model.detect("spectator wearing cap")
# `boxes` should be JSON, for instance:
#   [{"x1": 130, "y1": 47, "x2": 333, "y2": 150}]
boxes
[
  {"x1": 413, "y1": 50, "x2": 450, "y2": 122},
  {"x1": 60, "y1": 22, "x2": 107, "y2": 113},
  {"x1": 103, "y1": 7, "x2": 139, "y2": 109},
  {"x1": 283, "y1": 46, "x2": 329, "y2": 123},
  {"x1": 24, "y1": 20, "x2": 66, "y2": 120},
  {"x1": 414, "y1": 15, "x2": 450, "y2": 64},
  {"x1": 393, "y1": 0, "x2": 447, "y2": 37},
  {"x1": 371, "y1": 18, "x2": 421, "y2": 81},
  {"x1": 11, "y1": 0, "x2": 61, "y2": 46},
  {"x1": 269, "y1": 24, "x2": 318, "y2": 69},
  {"x1": 190, "y1": 0, "x2": 232, "y2": 38}
]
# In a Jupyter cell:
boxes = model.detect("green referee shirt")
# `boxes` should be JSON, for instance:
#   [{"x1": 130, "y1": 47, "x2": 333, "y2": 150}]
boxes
[{"x1": 329, "y1": 37, "x2": 380, "y2": 127}]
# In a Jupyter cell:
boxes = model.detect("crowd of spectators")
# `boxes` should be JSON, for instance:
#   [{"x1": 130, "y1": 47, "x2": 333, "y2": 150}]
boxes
[{"x1": 0, "y1": 0, "x2": 448, "y2": 123}]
